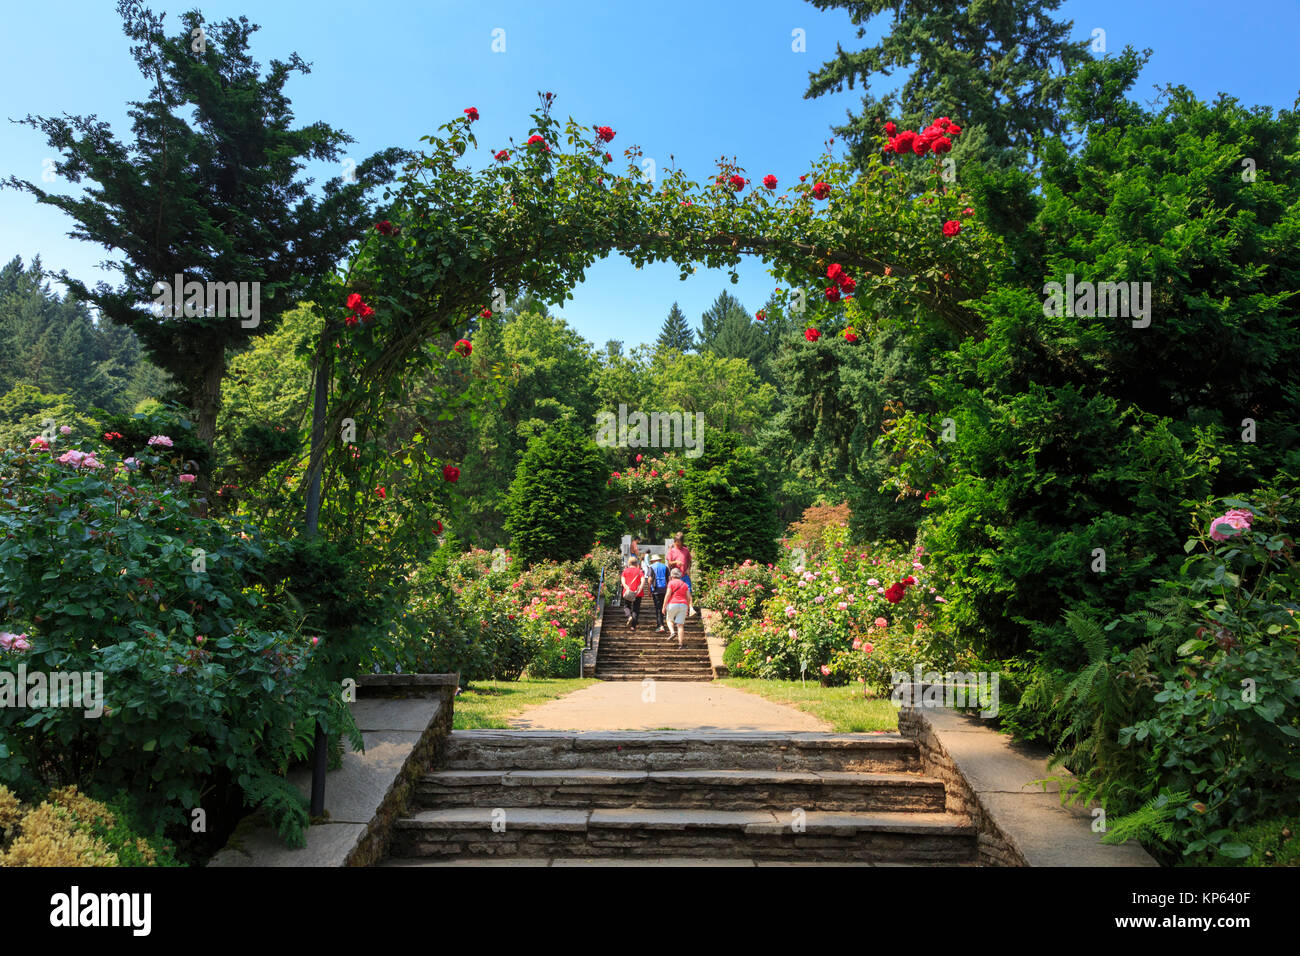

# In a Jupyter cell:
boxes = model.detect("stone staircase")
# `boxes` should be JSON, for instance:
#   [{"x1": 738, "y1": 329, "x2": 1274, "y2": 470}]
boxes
[
  {"x1": 594, "y1": 582, "x2": 712, "y2": 681},
  {"x1": 386, "y1": 730, "x2": 979, "y2": 864}
]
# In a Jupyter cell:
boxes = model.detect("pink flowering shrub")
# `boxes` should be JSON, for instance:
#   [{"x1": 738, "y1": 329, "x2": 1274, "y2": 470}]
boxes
[{"x1": 725, "y1": 526, "x2": 969, "y2": 691}]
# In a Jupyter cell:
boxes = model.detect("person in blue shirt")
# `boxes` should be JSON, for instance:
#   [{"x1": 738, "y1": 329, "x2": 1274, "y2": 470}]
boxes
[{"x1": 647, "y1": 553, "x2": 670, "y2": 632}]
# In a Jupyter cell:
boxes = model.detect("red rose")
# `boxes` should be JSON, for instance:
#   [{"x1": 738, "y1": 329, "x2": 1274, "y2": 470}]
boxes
[
  {"x1": 893, "y1": 130, "x2": 917, "y2": 153},
  {"x1": 825, "y1": 286, "x2": 841, "y2": 303},
  {"x1": 962, "y1": 207, "x2": 974, "y2": 217},
  {"x1": 596, "y1": 126, "x2": 615, "y2": 143},
  {"x1": 942, "y1": 220, "x2": 962, "y2": 237},
  {"x1": 932, "y1": 136, "x2": 952, "y2": 155},
  {"x1": 884, "y1": 121, "x2": 897, "y2": 135},
  {"x1": 935, "y1": 116, "x2": 951, "y2": 128},
  {"x1": 375, "y1": 485, "x2": 386, "y2": 499},
  {"x1": 946, "y1": 124, "x2": 962, "y2": 136},
  {"x1": 839, "y1": 275, "x2": 856, "y2": 293},
  {"x1": 827, "y1": 263, "x2": 844, "y2": 282},
  {"x1": 650, "y1": 470, "x2": 658, "y2": 477},
  {"x1": 464, "y1": 107, "x2": 479, "y2": 121},
  {"x1": 613, "y1": 471, "x2": 621, "y2": 477},
  {"x1": 811, "y1": 181, "x2": 831, "y2": 200},
  {"x1": 345, "y1": 314, "x2": 359, "y2": 328},
  {"x1": 346, "y1": 293, "x2": 363, "y2": 311},
  {"x1": 844, "y1": 331, "x2": 859, "y2": 343},
  {"x1": 805, "y1": 327, "x2": 821, "y2": 342},
  {"x1": 884, "y1": 584, "x2": 905, "y2": 604},
  {"x1": 729, "y1": 174, "x2": 746, "y2": 191},
  {"x1": 443, "y1": 465, "x2": 460, "y2": 483},
  {"x1": 913, "y1": 137, "x2": 931, "y2": 156},
  {"x1": 636, "y1": 454, "x2": 643, "y2": 462},
  {"x1": 762, "y1": 174, "x2": 777, "y2": 190},
  {"x1": 799, "y1": 174, "x2": 807, "y2": 182},
  {"x1": 526, "y1": 134, "x2": 549, "y2": 150},
  {"x1": 433, "y1": 520, "x2": 443, "y2": 534},
  {"x1": 755, "y1": 309, "x2": 766, "y2": 322},
  {"x1": 495, "y1": 149, "x2": 510, "y2": 162},
  {"x1": 375, "y1": 220, "x2": 394, "y2": 235},
  {"x1": 358, "y1": 303, "x2": 374, "y2": 319},
  {"x1": 454, "y1": 339, "x2": 473, "y2": 357},
  {"x1": 480, "y1": 308, "x2": 492, "y2": 318}
]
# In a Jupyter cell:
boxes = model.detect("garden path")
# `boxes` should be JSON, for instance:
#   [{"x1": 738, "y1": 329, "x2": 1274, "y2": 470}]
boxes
[{"x1": 508, "y1": 680, "x2": 830, "y2": 731}]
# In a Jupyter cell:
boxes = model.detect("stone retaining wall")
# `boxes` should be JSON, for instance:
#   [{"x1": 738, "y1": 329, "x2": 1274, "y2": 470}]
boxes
[{"x1": 896, "y1": 688, "x2": 1156, "y2": 867}]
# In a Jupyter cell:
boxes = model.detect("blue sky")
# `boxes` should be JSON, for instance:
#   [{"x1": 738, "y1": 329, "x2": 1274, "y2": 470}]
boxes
[{"x1": 2, "y1": 0, "x2": 1297, "y2": 350}]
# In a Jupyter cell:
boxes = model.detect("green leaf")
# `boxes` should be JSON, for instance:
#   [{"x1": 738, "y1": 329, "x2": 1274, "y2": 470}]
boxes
[{"x1": 1217, "y1": 843, "x2": 1252, "y2": 859}]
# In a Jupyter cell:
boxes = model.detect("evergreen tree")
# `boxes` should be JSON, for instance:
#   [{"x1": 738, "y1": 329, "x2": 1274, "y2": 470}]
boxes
[
  {"x1": 804, "y1": 0, "x2": 1091, "y2": 173},
  {"x1": 656, "y1": 302, "x2": 694, "y2": 352},
  {"x1": 3, "y1": 3, "x2": 407, "y2": 445},
  {"x1": 505, "y1": 421, "x2": 609, "y2": 565}
]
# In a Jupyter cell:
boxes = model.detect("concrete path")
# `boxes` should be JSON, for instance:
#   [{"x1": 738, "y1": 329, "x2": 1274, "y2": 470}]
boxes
[{"x1": 508, "y1": 680, "x2": 831, "y2": 732}]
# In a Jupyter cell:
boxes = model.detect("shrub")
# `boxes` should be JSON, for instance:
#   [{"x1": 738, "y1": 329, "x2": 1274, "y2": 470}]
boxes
[
  {"x1": 1115, "y1": 486, "x2": 1300, "y2": 862},
  {"x1": 505, "y1": 422, "x2": 609, "y2": 565},
  {"x1": 682, "y1": 440, "x2": 779, "y2": 571},
  {"x1": 0, "y1": 439, "x2": 355, "y2": 849},
  {"x1": 0, "y1": 785, "x2": 180, "y2": 867},
  {"x1": 724, "y1": 529, "x2": 966, "y2": 690},
  {"x1": 699, "y1": 559, "x2": 776, "y2": 638}
]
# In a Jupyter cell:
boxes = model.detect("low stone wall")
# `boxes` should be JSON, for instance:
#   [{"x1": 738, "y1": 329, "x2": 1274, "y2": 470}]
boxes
[
  {"x1": 896, "y1": 689, "x2": 1156, "y2": 867},
  {"x1": 209, "y1": 673, "x2": 457, "y2": 867},
  {"x1": 699, "y1": 608, "x2": 729, "y2": 678}
]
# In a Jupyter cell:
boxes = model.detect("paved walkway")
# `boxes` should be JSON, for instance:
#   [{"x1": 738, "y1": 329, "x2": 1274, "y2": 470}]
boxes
[{"x1": 508, "y1": 680, "x2": 830, "y2": 732}]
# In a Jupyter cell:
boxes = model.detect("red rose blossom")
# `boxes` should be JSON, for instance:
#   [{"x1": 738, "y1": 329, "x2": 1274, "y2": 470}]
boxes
[
  {"x1": 346, "y1": 293, "x2": 363, "y2": 311},
  {"x1": 827, "y1": 263, "x2": 844, "y2": 283},
  {"x1": 595, "y1": 125, "x2": 615, "y2": 143},
  {"x1": 442, "y1": 465, "x2": 460, "y2": 483},
  {"x1": 480, "y1": 308, "x2": 492, "y2": 318},
  {"x1": 762, "y1": 174, "x2": 777, "y2": 190},
  {"x1": 464, "y1": 107, "x2": 479, "y2": 121},
  {"x1": 839, "y1": 275, "x2": 856, "y2": 293},
  {"x1": 495, "y1": 149, "x2": 510, "y2": 161},
  {"x1": 374, "y1": 220, "x2": 394, "y2": 235},
  {"x1": 942, "y1": 220, "x2": 962, "y2": 237},
  {"x1": 845, "y1": 331, "x2": 859, "y2": 343},
  {"x1": 962, "y1": 207, "x2": 974, "y2": 217},
  {"x1": 454, "y1": 339, "x2": 473, "y2": 357},
  {"x1": 805, "y1": 327, "x2": 821, "y2": 342},
  {"x1": 946, "y1": 124, "x2": 962, "y2": 136},
  {"x1": 893, "y1": 130, "x2": 917, "y2": 153},
  {"x1": 375, "y1": 485, "x2": 386, "y2": 499},
  {"x1": 729, "y1": 174, "x2": 746, "y2": 192},
  {"x1": 932, "y1": 136, "x2": 952, "y2": 154},
  {"x1": 884, "y1": 121, "x2": 897, "y2": 135},
  {"x1": 825, "y1": 286, "x2": 841, "y2": 303},
  {"x1": 811, "y1": 181, "x2": 831, "y2": 200}
]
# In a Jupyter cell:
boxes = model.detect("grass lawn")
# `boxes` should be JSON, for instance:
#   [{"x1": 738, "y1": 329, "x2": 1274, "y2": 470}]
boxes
[
  {"x1": 452, "y1": 677, "x2": 597, "y2": 729},
  {"x1": 719, "y1": 678, "x2": 898, "y2": 732}
]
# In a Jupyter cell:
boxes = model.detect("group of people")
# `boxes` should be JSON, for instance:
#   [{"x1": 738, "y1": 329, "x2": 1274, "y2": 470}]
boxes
[{"x1": 619, "y1": 532, "x2": 695, "y2": 646}]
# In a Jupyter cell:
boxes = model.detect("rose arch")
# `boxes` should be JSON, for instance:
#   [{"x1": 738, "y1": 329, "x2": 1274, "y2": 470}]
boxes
[{"x1": 301, "y1": 94, "x2": 999, "y2": 534}]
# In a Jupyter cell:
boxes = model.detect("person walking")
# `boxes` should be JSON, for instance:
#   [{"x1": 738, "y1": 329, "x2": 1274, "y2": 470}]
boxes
[
  {"x1": 663, "y1": 566, "x2": 693, "y2": 647},
  {"x1": 620, "y1": 555, "x2": 645, "y2": 630},
  {"x1": 668, "y1": 532, "x2": 696, "y2": 614},
  {"x1": 647, "y1": 552, "x2": 669, "y2": 632}
]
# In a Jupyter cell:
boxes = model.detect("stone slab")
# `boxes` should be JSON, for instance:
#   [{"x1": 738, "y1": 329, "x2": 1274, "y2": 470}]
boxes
[
  {"x1": 284, "y1": 730, "x2": 423, "y2": 825},
  {"x1": 553, "y1": 857, "x2": 755, "y2": 867},
  {"x1": 209, "y1": 822, "x2": 367, "y2": 868},
  {"x1": 589, "y1": 808, "x2": 778, "y2": 829},
  {"x1": 349, "y1": 698, "x2": 441, "y2": 733},
  {"x1": 980, "y1": 791, "x2": 1159, "y2": 867},
  {"x1": 401, "y1": 807, "x2": 590, "y2": 831}
]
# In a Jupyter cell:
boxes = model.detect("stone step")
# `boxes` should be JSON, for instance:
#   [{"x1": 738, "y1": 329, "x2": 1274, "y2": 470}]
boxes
[
  {"x1": 390, "y1": 807, "x2": 977, "y2": 863},
  {"x1": 594, "y1": 674, "x2": 714, "y2": 682},
  {"x1": 418, "y1": 768, "x2": 947, "y2": 812},
  {"x1": 441, "y1": 730, "x2": 922, "y2": 773}
]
